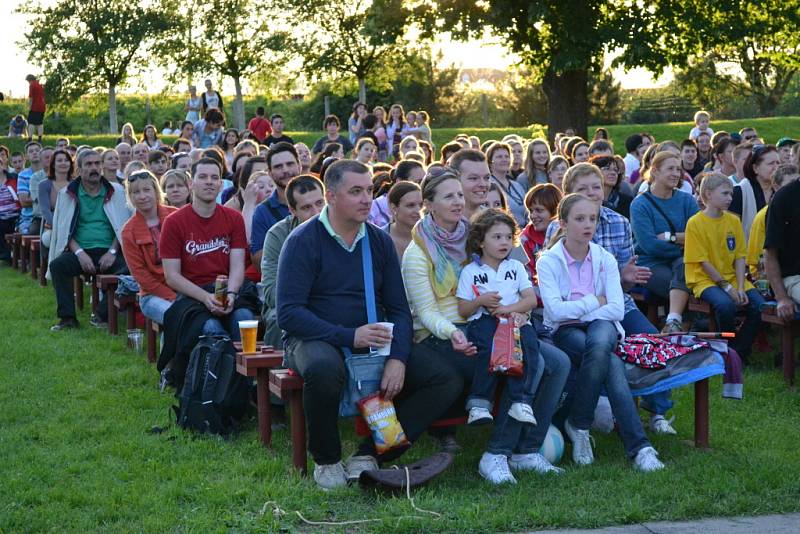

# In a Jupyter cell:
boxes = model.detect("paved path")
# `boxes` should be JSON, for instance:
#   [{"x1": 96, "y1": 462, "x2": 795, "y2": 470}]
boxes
[{"x1": 530, "y1": 513, "x2": 800, "y2": 533}]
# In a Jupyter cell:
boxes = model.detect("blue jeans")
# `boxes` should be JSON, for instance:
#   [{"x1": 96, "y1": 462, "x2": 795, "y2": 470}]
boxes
[
  {"x1": 202, "y1": 308, "x2": 255, "y2": 341},
  {"x1": 466, "y1": 315, "x2": 539, "y2": 410},
  {"x1": 139, "y1": 295, "x2": 173, "y2": 325},
  {"x1": 700, "y1": 286, "x2": 764, "y2": 360},
  {"x1": 554, "y1": 320, "x2": 651, "y2": 458},
  {"x1": 486, "y1": 341, "x2": 570, "y2": 456},
  {"x1": 621, "y1": 307, "x2": 673, "y2": 416}
]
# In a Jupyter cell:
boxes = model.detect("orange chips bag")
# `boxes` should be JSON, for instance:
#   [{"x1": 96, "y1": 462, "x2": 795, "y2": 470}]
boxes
[{"x1": 358, "y1": 393, "x2": 410, "y2": 454}]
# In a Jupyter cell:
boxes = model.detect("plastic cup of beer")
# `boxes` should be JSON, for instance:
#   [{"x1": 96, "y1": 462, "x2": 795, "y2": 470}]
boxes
[
  {"x1": 238, "y1": 320, "x2": 259, "y2": 353},
  {"x1": 375, "y1": 322, "x2": 394, "y2": 356}
]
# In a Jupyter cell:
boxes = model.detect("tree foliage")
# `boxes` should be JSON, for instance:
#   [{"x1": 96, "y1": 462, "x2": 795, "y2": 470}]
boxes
[
  {"x1": 287, "y1": 0, "x2": 409, "y2": 103},
  {"x1": 19, "y1": 0, "x2": 175, "y2": 132},
  {"x1": 166, "y1": 0, "x2": 289, "y2": 129}
]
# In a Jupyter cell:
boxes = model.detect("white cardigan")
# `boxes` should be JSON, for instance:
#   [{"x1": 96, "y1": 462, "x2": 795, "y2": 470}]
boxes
[{"x1": 537, "y1": 240, "x2": 626, "y2": 338}]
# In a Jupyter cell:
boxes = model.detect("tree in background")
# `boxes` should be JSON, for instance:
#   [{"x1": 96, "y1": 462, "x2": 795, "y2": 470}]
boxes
[
  {"x1": 654, "y1": 0, "x2": 800, "y2": 116},
  {"x1": 19, "y1": 0, "x2": 175, "y2": 133},
  {"x1": 588, "y1": 69, "x2": 622, "y2": 125},
  {"x1": 170, "y1": 0, "x2": 289, "y2": 130},
  {"x1": 288, "y1": 0, "x2": 408, "y2": 103}
]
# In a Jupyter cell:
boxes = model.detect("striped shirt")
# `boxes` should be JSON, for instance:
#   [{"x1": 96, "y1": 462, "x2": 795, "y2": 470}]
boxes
[{"x1": 0, "y1": 180, "x2": 20, "y2": 220}]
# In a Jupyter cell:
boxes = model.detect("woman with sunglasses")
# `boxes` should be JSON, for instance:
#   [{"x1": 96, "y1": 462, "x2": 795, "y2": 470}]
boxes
[
  {"x1": 591, "y1": 154, "x2": 633, "y2": 219},
  {"x1": 120, "y1": 170, "x2": 178, "y2": 324},
  {"x1": 730, "y1": 144, "x2": 780, "y2": 240}
]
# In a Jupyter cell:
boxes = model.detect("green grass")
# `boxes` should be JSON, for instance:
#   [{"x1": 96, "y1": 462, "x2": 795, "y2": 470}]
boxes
[
  {"x1": 1, "y1": 265, "x2": 800, "y2": 532},
  {"x1": 3, "y1": 115, "x2": 799, "y2": 156}
]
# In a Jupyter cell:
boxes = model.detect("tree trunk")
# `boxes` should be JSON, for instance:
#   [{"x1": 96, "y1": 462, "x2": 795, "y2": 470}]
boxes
[
  {"x1": 108, "y1": 83, "x2": 118, "y2": 134},
  {"x1": 358, "y1": 78, "x2": 367, "y2": 104},
  {"x1": 542, "y1": 67, "x2": 589, "y2": 142},
  {"x1": 233, "y1": 76, "x2": 245, "y2": 131}
]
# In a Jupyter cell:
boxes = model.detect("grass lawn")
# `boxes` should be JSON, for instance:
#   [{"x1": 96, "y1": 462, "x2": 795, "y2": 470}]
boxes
[
  {"x1": 3, "y1": 116, "x2": 799, "y2": 156},
  {"x1": 1, "y1": 265, "x2": 800, "y2": 532}
]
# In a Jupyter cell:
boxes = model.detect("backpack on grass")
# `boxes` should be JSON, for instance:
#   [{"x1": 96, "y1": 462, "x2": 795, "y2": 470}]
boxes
[{"x1": 173, "y1": 335, "x2": 250, "y2": 436}]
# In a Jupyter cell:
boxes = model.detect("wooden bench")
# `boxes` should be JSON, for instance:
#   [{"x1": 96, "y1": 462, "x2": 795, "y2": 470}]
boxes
[
  {"x1": 73, "y1": 274, "x2": 99, "y2": 313},
  {"x1": 28, "y1": 237, "x2": 41, "y2": 281},
  {"x1": 20, "y1": 235, "x2": 38, "y2": 274},
  {"x1": 687, "y1": 296, "x2": 718, "y2": 331},
  {"x1": 234, "y1": 346, "x2": 284, "y2": 448},
  {"x1": 761, "y1": 304, "x2": 799, "y2": 387},
  {"x1": 95, "y1": 275, "x2": 120, "y2": 334},
  {"x1": 264, "y1": 369, "x2": 714, "y2": 475},
  {"x1": 268, "y1": 368, "x2": 306, "y2": 473},
  {"x1": 114, "y1": 293, "x2": 138, "y2": 345},
  {"x1": 631, "y1": 289, "x2": 665, "y2": 326}
]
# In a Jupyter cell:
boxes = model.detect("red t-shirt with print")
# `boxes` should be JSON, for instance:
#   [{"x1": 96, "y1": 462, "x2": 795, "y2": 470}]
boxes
[{"x1": 159, "y1": 204, "x2": 247, "y2": 287}]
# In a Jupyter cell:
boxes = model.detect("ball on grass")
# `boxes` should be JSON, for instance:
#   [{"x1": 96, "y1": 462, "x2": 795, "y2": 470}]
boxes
[{"x1": 540, "y1": 424, "x2": 564, "y2": 464}]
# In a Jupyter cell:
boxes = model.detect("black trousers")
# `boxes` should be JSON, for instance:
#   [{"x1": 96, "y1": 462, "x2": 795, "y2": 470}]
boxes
[
  {"x1": 49, "y1": 247, "x2": 128, "y2": 320},
  {"x1": 284, "y1": 338, "x2": 462, "y2": 465},
  {"x1": 0, "y1": 217, "x2": 17, "y2": 262}
]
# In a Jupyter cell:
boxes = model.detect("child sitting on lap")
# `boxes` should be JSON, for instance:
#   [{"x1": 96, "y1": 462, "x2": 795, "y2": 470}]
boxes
[{"x1": 456, "y1": 208, "x2": 540, "y2": 427}]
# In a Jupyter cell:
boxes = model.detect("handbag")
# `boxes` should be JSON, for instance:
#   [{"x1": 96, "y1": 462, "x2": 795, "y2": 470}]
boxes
[{"x1": 339, "y1": 229, "x2": 387, "y2": 417}]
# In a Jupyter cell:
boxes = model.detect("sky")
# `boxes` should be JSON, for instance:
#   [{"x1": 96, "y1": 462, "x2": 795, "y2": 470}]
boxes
[{"x1": 1, "y1": 1, "x2": 671, "y2": 98}]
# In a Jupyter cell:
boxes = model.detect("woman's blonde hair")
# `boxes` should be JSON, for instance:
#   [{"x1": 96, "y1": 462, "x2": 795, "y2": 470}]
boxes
[
  {"x1": 123, "y1": 160, "x2": 146, "y2": 180},
  {"x1": 562, "y1": 162, "x2": 603, "y2": 194},
  {"x1": 125, "y1": 169, "x2": 164, "y2": 208},
  {"x1": 547, "y1": 193, "x2": 598, "y2": 248}
]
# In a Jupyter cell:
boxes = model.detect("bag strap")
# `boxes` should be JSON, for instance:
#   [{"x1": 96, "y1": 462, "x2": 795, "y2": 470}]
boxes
[
  {"x1": 362, "y1": 229, "x2": 377, "y2": 323},
  {"x1": 342, "y1": 228, "x2": 376, "y2": 360},
  {"x1": 641, "y1": 192, "x2": 677, "y2": 234}
]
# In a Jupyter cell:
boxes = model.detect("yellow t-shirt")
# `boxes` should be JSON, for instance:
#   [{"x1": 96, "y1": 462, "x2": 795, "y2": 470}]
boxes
[
  {"x1": 746, "y1": 206, "x2": 767, "y2": 279},
  {"x1": 684, "y1": 211, "x2": 753, "y2": 298}
]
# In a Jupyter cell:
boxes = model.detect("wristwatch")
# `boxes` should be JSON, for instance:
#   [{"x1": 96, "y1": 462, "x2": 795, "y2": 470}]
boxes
[
  {"x1": 108, "y1": 248, "x2": 117, "y2": 255},
  {"x1": 669, "y1": 234, "x2": 677, "y2": 243}
]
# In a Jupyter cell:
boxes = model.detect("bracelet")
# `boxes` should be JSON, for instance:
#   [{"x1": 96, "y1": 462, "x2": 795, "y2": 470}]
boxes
[
  {"x1": 226, "y1": 290, "x2": 239, "y2": 296},
  {"x1": 74, "y1": 248, "x2": 84, "y2": 256}
]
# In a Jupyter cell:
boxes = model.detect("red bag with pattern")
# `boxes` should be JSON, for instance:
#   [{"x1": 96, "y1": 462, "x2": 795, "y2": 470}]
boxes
[{"x1": 489, "y1": 316, "x2": 524, "y2": 377}]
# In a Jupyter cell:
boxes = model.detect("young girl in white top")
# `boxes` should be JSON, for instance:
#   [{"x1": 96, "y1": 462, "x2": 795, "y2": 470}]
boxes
[
  {"x1": 457, "y1": 208, "x2": 540, "y2": 429},
  {"x1": 537, "y1": 194, "x2": 664, "y2": 472}
]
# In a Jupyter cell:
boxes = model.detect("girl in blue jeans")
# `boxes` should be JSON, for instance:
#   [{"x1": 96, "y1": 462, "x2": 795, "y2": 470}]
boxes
[{"x1": 538, "y1": 193, "x2": 664, "y2": 471}]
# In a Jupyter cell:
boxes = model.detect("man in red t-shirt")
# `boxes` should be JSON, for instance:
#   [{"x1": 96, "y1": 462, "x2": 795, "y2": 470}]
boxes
[
  {"x1": 247, "y1": 106, "x2": 273, "y2": 143},
  {"x1": 25, "y1": 74, "x2": 46, "y2": 143},
  {"x1": 160, "y1": 157, "x2": 255, "y2": 340}
]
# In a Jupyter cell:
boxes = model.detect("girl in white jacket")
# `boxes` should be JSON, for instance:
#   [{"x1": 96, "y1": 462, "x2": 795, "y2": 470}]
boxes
[{"x1": 537, "y1": 194, "x2": 664, "y2": 472}]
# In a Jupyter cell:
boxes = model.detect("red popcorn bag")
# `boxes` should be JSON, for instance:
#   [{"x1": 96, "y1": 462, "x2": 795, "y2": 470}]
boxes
[
  {"x1": 358, "y1": 393, "x2": 410, "y2": 454},
  {"x1": 489, "y1": 316, "x2": 524, "y2": 377}
]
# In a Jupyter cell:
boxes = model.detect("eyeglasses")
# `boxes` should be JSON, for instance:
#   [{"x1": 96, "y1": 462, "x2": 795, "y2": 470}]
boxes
[
  {"x1": 425, "y1": 165, "x2": 460, "y2": 181},
  {"x1": 128, "y1": 171, "x2": 153, "y2": 182},
  {"x1": 751, "y1": 144, "x2": 768, "y2": 158}
]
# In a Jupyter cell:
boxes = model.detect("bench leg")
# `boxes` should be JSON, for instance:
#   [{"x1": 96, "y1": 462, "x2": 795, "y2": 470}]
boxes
[
  {"x1": 74, "y1": 277, "x2": 84, "y2": 311},
  {"x1": 694, "y1": 378, "x2": 709, "y2": 449},
  {"x1": 256, "y1": 369, "x2": 272, "y2": 447},
  {"x1": 289, "y1": 389, "x2": 307, "y2": 474},
  {"x1": 146, "y1": 319, "x2": 157, "y2": 363},
  {"x1": 30, "y1": 245, "x2": 38, "y2": 280},
  {"x1": 782, "y1": 323, "x2": 796, "y2": 387},
  {"x1": 126, "y1": 306, "x2": 136, "y2": 331},
  {"x1": 108, "y1": 294, "x2": 118, "y2": 335},
  {"x1": 39, "y1": 250, "x2": 47, "y2": 286},
  {"x1": 91, "y1": 283, "x2": 100, "y2": 315}
]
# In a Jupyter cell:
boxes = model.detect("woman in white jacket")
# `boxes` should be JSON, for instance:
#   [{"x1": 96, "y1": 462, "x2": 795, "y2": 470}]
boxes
[{"x1": 537, "y1": 194, "x2": 664, "y2": 472}]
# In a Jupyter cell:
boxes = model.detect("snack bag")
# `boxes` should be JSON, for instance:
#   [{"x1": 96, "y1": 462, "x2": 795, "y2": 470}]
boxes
[
  {"x1": 489, "y1": 316, "x2": 524, "y2": 377},
  {"x1": 358, "y1": 393, "x2": 410, "y2": 454}
]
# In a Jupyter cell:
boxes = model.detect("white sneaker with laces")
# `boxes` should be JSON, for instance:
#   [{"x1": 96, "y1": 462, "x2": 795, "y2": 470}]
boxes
[
  {"x1": 564, "y1": 419, "x2": 594, "y2": 466},
  {"x1": 508, "y1": 402, "x2": 537, "y2": 425},
  {"x1": 478, "y1": 452, "x2": 517, "y2": 485},
  {"x1": 467, "y1": 406, "x2": 494, "y2": 426},
  {"x1": 649, "y1": 415, "x2": 677, "y2": 435},
  {"x1": 633, "y1": 446, "x2": 665, "y2": 472},
  {"x1": 344, "y1": 455, "x2": 379, "y2": 481},
  {"x1": 509, "y1": 453, "x2": 564, "y2": 474},
  {"x1": 313, "y1": 461, "x2": 347, "y2": 490}
]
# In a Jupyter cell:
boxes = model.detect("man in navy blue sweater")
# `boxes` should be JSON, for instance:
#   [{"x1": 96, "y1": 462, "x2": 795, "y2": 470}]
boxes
[{"x1": 276, "y1": 160, "x2": 461, "y2": 490}]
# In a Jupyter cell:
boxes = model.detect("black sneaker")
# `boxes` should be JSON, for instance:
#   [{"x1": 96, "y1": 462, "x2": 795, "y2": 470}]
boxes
[
  {"x1": 51, "y1": 318, "x2": 79, "y2": 331},
  {"x1": 89, "y1": 314, "x2": 108, "y2": 328}
]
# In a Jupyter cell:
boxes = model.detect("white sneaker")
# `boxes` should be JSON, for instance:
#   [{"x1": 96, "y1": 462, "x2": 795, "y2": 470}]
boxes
[
  {"x1": 509, "y1": 453, "x2": 564, "y2": 474},
  {"x1": 508, "y1": 402, "x2": 537, "y2": 425},
  {"x1": 633, "y1": 446, "x2": 665, "y2": 472},
  {"x1": 467, "y1": 406, "x2": 493, "y2": 426},
  {"x1": 478, "y1": 452, "x2": 517, "y2": 485},
  {"x1": 344, "y1": 455, "x2": 379, "y2": 481},
  {"x1": 649, "y1": 415, "x2": 677, "y2": 435},
  {"x1": 313, "y1": 462, "x2": 347, "y2": 490},
  {"x1": 564, "y1": 419, "x2": 594, "y2": 466}
]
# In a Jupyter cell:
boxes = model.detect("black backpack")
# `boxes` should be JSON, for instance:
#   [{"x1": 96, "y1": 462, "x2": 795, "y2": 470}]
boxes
[{"x1": 174, "y1": 335, "x2": 250, "y2": 436}]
